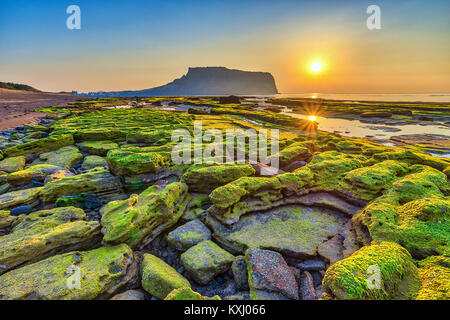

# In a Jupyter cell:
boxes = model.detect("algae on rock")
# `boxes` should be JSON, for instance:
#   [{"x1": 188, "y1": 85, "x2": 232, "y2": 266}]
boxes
[
  {"x1": 101, "y1": 182, "x2": 189, "y2": 249},
  {"x1": 0, "y1": 244, "x2": 138, "y2": 300}
]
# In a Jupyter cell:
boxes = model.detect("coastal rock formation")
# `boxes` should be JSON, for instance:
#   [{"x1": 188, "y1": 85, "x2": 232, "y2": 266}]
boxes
[{"x1": 85, "y1": 67, "x2": 279, "y2": 97}]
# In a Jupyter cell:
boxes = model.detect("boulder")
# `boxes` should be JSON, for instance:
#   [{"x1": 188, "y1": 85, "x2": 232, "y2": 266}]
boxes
[
  {"x1": 0, "y1": 206, "x2": 102, "y2": 274},
  {"x1": 167, "y1": 220, "x2": 211, "y2": 251},
  {"x1": 31, "y1": 146, "x2": 83, "y2": 169},
  {"x1": 181, "y1": 240, "x2": 235, "y2": 285},
  {"x1": 0, "y1": 244, "x2": 139, "y2": 300},
  {"x1": 232, "y1": 256, "x2": 249, "y2": 290},
  {"x1": 39, "y1": 168, "x2": 123, "y2": 204},
  {"x1": 0, "y1": 187, "x2": 43, "y2": 210},
  {"x1": 101, "y1": 182, "x2": 188, "y2": 249},
  {"x1": 322, "y1": 241, "x2": 421, "y2": 300},
  {"x1": 246, "y1": 248, "x2": 299, "y2": 300},
  {"x1": 110, "y1": 290, "x2": 146, "y2": 300},
  {"x1": 141, "y1": 253, "x2": 191, "y2": 299},
  {"x1": 299, "y1": 271, "x2": 317, "y2": 300},
  {"x1": 81, "y1": 155, "x2": 107, "y2": 171},
  {"x1": 0, "y1": 156, "x2": 26, "y2": 173},
  {"x1": 182, "y1": 164, "x2": 255, "y2": 193},
  {"x1": 77, "y1": 140, "x2": 119, "y2": 156}
]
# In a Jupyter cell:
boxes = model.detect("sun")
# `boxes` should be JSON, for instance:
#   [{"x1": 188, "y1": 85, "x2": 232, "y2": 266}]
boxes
[
  {"x1": 309, "y1": 115, "x2": 317, "y2": 121},
  {"x1": 310, "y1": 61, "x2": 323, "y2": 73}
]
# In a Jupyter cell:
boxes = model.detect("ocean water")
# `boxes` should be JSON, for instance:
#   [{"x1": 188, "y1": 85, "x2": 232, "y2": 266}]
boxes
[{"x1": 272, "y1": 93, "x2": 450, "y2": 103}]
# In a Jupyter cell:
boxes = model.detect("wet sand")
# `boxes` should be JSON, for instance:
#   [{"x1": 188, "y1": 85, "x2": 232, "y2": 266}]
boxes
[{"x1": 0, "y1": 88, "x2": 84, "y2": 130}]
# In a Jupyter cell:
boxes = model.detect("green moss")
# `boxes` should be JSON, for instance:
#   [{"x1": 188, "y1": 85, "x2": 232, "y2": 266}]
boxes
[
  {"x1": 416, "y1": 256, "x2": 450, "y2": 300},
  {"x1": 322, "y1": 241, "x2": 421, "y2": 300},
  {"x1": 101, "y1": 182, "x2": 188, "y2": 249},
  {"x1": 81, "y1": 155, "x2": 107, "y2": 171},
  {"x1": 141, "y1": 253, "x2": 191, "y2": 299},
  {"x1": 31, "y1": 146, "x2": 83, "y2": 169},
  {"x1": 106, "y1": 149, "x2": 167, "y2": 176},
  {"x1": 0, "y1": 156, "x2": 26, "y2": 173},
  {"x1": 183, "y1": 163, "x2": 255, "y2": 193},
  {"x1": 0, "y1": 187, "x2": 43, "y2": 210},
  {"x1": 277, "y1": 141, "x2": 313, "y2": 167},
  {"x1": 354, "y1": 196, "x2": 450, "y2": 258},
  {"x1": 180, "y1": 240, "x2": 235, "y2": 285},
  {"x1": 0, "y1": 244, "x2": 136, "y2": 300},
  {"x1": 164, "y1": 287, "x2": 202, "y2": 300},
  {"x1": 77, "y1": 140, "x2": 119, "y2": 156},
  {"x1": 7, "y1": 164, "x2": 66, "y2": 185},
  {"x1": 339, "y1": 160, "x2": 409, "y2": 201},
  {"x1": 4, "y1": 134, "x2": 74, "y2": 159},
  {"x1": 207, "y1": 204, "x2": 346, "y2": 257},
  {"x1": 0, "y1": 206, "x2": 100, "y2": 274},
  {"x1": 39, "y1": 168, "x2": 122, "y2": 204}
]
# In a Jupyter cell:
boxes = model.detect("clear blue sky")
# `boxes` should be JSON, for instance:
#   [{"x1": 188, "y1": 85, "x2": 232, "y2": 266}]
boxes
[{"x1": 1, "y1": 0, "x2": 449, "y2": 93}]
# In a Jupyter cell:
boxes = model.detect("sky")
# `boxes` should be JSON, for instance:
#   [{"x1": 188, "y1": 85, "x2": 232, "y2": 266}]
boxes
[{"x1": 0, "y1": 0, "x2": 449, "y2": 93}]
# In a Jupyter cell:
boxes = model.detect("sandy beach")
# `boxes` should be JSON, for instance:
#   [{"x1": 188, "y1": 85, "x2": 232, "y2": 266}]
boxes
[{"x1": 0, "y1": 88, "x2": 83, "y2": 130}]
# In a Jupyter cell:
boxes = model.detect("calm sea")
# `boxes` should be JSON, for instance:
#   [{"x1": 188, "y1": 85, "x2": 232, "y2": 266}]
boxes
[{"x1": 272, "y1": 93, "x2": 450, "y2": 103}]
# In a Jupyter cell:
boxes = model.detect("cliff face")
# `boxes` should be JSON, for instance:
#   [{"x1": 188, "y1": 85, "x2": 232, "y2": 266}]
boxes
[{"x1": 90, "y1": 67, "x2": 278, "y2": 97}]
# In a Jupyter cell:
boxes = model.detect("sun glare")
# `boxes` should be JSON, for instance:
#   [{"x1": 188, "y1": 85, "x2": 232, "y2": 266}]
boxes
[
  {"x1": 309, "y1": 115, "x2": 317, "y2": 121},
  {"x1": 310, "y1": 61, "x2": 323, "y2": 73}
]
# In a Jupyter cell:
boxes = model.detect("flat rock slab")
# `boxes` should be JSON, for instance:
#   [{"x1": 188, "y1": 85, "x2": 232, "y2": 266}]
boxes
[{"x1": 207, "y1": 205, "x2": 348, "y2": 259}]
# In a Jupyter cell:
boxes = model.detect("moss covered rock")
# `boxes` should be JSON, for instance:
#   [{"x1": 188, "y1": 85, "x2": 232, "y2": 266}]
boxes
[
  {"x1": 208, "y1": 168, "x2": 313, "y2": 224},
  {"x1": 39, "y1": 168, "x2": 123, "y2": 204},
  {"x1": 180, "y1": 240, "x2": 235, "y2": 285},
  {"x1": 7, "y1": 164, "x2": 70, "y2": 186},
  {"x1": 31, "y1": 146, "x2": 83, "y2": 169},
  {"x1": 81, "y1": 155, "x2": 107, "y2": 171},
  {"x1": 141, "y1": 253, "x2": 191, "y2": 299},
  {"x1": 0, "y1": 156, "x2": 26, "y2": 173},
  {"x1": 101, "y1": 182, "x2": 188, "y2": 249},
  {"x1": 106, "y1": 149, "x2": 167, "y2": 176},
  {"x1": 338, "y1": 160, "x2": 409, "y2": 201},
  {"x1": 353, "y1": 165, "x2": 449, "y2": 259},
  {"x1": 167, "y1": 220, "x2": 212, "y2": 251},
  {"x1": 0, "y1": 210, "x2": 15, "y2": 232},
  {"x1": 0, "y1": 187, "x2": 43, "y2": 210},
  {"x1": 0, "y1": 244, "x2": 138, "y2": 300},
  {"x1": 0, "y1": 206, "x2": 101, "y2": 274},
  {"x1": 182, "y1": 163, "x2": 255, "y2": 193},
  {"x1": 206, "y1": 204, "x2": 347, "y2": 258},
  {"x1": 416, "y1": 256, "x2": 450, "y2": 300},
  {"x1": 4, "y1": 134, "x2": 74, "y2": 160},
  {"x1": 322, "y1": 241, "x2": 421, "y2": 300},
  {"x1": 164, "y1": 287, "x2": 221, "y2": 300},
  {"x1": 277, "y1": 141, "x2": 313, "y2": 168},
  {"x1": 77, "y1": 140, "x2": 119, "y2": 156}
]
